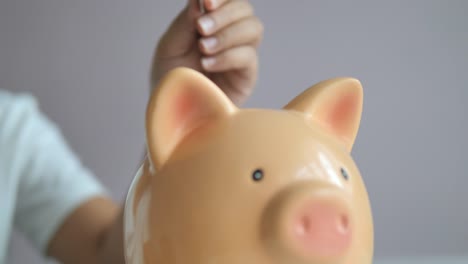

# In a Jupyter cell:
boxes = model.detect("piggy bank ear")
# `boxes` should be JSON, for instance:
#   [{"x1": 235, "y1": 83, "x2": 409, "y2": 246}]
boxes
[
  {"x1": 284, "y1": 78, "x2": 363, "y2": 152},
  {"x1": 145, "y1": 67, "x2": 237, "y2": 168}
]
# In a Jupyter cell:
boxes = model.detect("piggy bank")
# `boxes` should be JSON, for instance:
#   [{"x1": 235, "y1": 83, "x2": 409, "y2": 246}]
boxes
[{"x1": 123, "y1": 67, "x2": 374, "y2": 264}]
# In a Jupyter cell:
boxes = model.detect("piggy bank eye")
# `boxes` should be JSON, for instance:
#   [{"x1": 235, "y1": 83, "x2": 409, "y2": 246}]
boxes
[
  {"x1": 252, "y1": 169, "x2": 264, "y2": 182},
  {"x1": 340, "y1": 167, "x2": 349, "y2": 181}
]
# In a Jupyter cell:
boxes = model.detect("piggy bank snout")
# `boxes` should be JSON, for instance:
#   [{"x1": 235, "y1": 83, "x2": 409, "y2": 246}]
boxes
[
  {"x1": 292, "y1": 198, "x2": 351, "y2": 256},
  {"x1": 262, "y1": 184, "x2": 353, "y2": 263}
]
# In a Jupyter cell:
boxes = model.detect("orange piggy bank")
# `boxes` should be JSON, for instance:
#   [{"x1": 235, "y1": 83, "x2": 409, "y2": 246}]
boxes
[{"x1": 123, "y1": 67, "x2": 374, "y2": 264}]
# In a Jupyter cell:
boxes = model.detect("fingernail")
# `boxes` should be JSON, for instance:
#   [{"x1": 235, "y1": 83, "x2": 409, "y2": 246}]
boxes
[
  {"x1": 201, "y1": 57, "x2": 216, "y2": 69},
  {"x1": 198, "y1": 16, "x2": 214, "y2": 34},
  {"x1": 200, "y1": 37, "x2": 218, "y2": 52}
]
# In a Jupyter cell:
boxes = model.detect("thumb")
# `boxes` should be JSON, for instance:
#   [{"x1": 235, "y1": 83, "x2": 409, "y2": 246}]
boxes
[{"x1": 156, "y1": 1, "x2": 202, "y2": 59}]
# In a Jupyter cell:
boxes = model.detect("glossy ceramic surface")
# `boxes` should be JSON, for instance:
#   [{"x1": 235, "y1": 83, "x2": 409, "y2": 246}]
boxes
[{"x1": 123, "y1": 67, "x2": 374, "y2": 264}]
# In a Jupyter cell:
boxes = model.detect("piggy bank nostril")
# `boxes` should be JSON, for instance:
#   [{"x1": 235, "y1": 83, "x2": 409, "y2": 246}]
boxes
[
  {"x1": 296, "y1": 215, "x2": 312, "y2": 236},
  {"x1": 338, "y1": 214, "x2": 350, "y2": 234}
]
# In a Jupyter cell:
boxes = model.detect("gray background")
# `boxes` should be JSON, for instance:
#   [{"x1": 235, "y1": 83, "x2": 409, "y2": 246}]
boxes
[{"x1": 1, "y1": 0, "x2": 467, "y2": 263}]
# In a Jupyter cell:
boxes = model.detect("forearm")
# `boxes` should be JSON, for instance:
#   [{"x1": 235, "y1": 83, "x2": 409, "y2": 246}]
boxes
[
  {"x1": 99, "y1": 152, "x2": 149, "y2": 263},
  {"x1": 46, "y1": 197, "x2": 126, "y2": 264},
  {"x1": 97, "y1": 207, "x2": 125, "y2": 264}
]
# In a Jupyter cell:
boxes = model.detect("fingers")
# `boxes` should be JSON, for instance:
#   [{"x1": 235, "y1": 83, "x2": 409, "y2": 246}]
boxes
[
  {"x1": 202, "y1": 0, "x2": 229, "y2": 12},
  {"x1": 201, "y1": 45, "x2": 257, "y2": 72},
  {"x1": 196, "y1": 0, "x2": 254, "y2": 36},
  {"x1": 188, "y1": 0, "x2": 208, "y2": 15},
  {"x1": 155, "y1": 3, "x2": 198, "y2": 59},
  {"x1": 198, "y1": 16, "x2": 263, "y2": 55},
  {"x1": 196, "y1": 0, "x2": 262, "y2": 74}
]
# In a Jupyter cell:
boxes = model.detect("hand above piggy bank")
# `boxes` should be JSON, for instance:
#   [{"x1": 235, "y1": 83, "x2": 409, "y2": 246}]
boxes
[{"x1": 123, "y1": 67, "x2": 374, "y2": 264}]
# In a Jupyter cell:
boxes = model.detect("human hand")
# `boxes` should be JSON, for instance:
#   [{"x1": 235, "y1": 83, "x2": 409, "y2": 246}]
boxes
[{"x1": 150, "y1": 0, "x2": 263, "y2": 106}]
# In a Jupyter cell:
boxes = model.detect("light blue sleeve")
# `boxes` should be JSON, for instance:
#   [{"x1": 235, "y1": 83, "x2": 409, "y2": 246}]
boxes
[{"x1": 2, "y1": 92, "x2": 109, "y2": 254}]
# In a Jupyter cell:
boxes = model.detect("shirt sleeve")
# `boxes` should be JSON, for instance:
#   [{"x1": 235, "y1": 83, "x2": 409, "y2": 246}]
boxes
[{"x1": 3, "y1": 92, "x2": 109, "y2": 254}]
